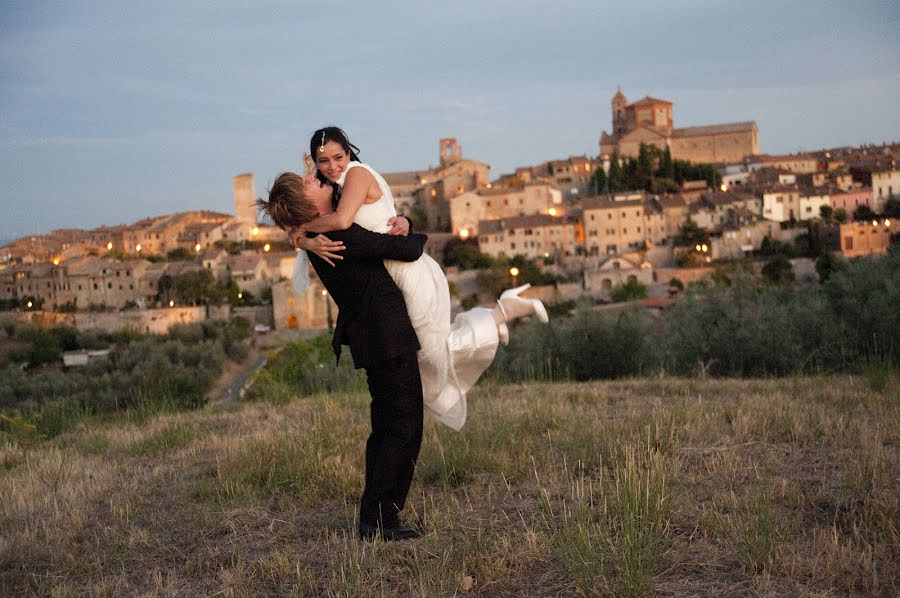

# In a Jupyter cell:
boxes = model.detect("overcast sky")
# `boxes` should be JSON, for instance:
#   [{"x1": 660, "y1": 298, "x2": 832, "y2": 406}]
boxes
[{"x1": 1, "y1": 0, "x2": 898, "y2": 239}]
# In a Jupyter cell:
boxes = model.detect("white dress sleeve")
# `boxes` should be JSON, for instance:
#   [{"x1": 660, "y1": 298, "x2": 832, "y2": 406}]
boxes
[{"x1": 291, "y1": 250, "x2": 311, "y2": 294}]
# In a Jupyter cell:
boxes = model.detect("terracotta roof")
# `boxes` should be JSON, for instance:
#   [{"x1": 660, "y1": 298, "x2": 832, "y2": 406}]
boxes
[
  {"x1": 629, "y1": 96, "x2": 672, "y2": 107},
  {"x1": 759, "y1": 184, "x2": 800, "y2": 194},
  {"x1": 200, "y1": 248, "x2": 228, "y2": 261},
  {"x1": 381, "y1": 171, "x2": 423, "y2": 186},
  {"x1": 582, "y1": 197, "x2": 645, "y2": 211},
  {"x1": 750, "y1": 152, "x2": 817, "y2": 163},
  {"x1": 227, "y1": 254, "x2": 263, "y2": 274},
  {"x1": 672, "y1": 121, "x2": 756, "y2": 137},
  {"x1": 263, "y1": 251, "x2": 295, "y2": 267},
  {"x1": 704, "y1": 191, "x2": 757, "y2": 206},
  {"x1": 598, "y1": 255, "x2": 642, "y2": 270},
  {"x1": 66, "y1": 257, "x2": 107, "y2": 277},
  {"x1": 655, "y1": 194, "x2": 689, "y2": 209},
  {"x1": 164, "y1": 262, "x2": 201, "y2": 276}
]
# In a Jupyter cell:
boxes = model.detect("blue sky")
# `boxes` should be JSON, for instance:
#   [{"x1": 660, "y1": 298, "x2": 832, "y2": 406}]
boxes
[{"x1": 1, "y1": 0, "x2": 898, "y2": 239}]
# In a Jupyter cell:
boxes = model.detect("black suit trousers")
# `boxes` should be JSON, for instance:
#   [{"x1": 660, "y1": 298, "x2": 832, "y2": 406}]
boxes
[{"x1": 359, "y1": 351, "x2": 424, "y2": 527}]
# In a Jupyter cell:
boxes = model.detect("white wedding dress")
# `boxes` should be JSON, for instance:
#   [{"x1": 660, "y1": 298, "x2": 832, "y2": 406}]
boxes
[{"x1": 334, "y1": 161, "x2": 500, "y2": 430}]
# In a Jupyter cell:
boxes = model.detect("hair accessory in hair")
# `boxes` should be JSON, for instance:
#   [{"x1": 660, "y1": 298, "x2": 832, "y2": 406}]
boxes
[{"x1": 319, "y1": 130, "x2": 326, "y2": 152}]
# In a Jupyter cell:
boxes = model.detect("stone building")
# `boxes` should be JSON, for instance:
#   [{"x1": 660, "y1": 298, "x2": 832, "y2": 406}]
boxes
[
  {"x1": 653, "y1": 195, "x2": 691, "y2": 239},
  {"x1": 747, "y1": 154, "x2": 819, "y2": 174},
  {"x1": 503, "y1": 156, "x2": 600, "y2": 199},
  {"x1": 710, "y1": 220, "x2": 781, "y2": 260},
  {"x1": 380, "y1": 171, "x2": 422, "y2": 214},
  {"x1": 0, "y1": 256, "x2": 151, "y2": 310},
  {"x1": 761, "y1": 186, "x2": 803, "y2": 222},
  {"x1": 587, "y1": 255, "x2": 655, "y2": 293},
  {"x1": 449, "y1": 182, "x2": 563, "y2": 237},
  {"x1": 701, "y1": 191, "x2": 763, "y2": 227},
  {"x1": 599, "y1": 89, "x2": 758, "y2": 164},
  {"x1": 872, "y1": 169, "x2": 900, "y2": 212},
  {"x1": 581, "y1": 198, "x2": 658, "y2": 255},
  {"x1": 840, "y1": 220, "x2": 892, "y2": 257},
  {"x1": 477, "y1": 213, "x2": 582, "y2": 259},
  {"x1": 830, "y1": 189, "x2": 873, "y2": 215},
  {"x1": 225, "y1": 253, "x2": 273, "y2": 298},
  {"x1": 687, "y1": 201, "x2": 718, "y2": 231},
  {"x1": 271, "y1": 277, "x2": 334, "y2": 330},
  {"x1": 381, "y1": 138, "x2": 491, "y2": 231},
  {"x1": 123, "y1": 211, "x2": 230, "y2": 256},
  {"x1": 799, "y1": 189, "x2": 833, "y2": 221}
]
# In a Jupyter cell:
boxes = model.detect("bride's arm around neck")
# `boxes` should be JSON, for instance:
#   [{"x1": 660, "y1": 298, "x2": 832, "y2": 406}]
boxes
[{"x1": 302, "y1": 167, "x2": 376, "y2": 233}]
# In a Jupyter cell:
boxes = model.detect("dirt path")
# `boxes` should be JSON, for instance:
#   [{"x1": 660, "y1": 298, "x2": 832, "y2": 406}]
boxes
[{"x1": 206, "y1": 348, "x2": 268, "y2": 405}]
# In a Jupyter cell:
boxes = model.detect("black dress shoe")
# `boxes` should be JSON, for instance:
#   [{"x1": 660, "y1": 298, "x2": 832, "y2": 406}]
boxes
[{"x1": 358, "y1": 521, "x2": 423, "y2": 541}]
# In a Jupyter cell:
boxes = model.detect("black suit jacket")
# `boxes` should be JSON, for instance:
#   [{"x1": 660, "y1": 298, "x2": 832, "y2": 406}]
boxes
[{"x1": 306, "y1": 224, "x2": 427, "y2": 369}]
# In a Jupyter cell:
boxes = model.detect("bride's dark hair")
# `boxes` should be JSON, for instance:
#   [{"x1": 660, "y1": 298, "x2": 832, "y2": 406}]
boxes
[{"x1": 310, "y1": 126, "x2": 361, "y2": 191}]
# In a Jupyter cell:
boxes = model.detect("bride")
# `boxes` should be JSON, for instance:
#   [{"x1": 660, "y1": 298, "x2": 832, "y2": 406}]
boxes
[{"x1": 282, "y1": 127, "x2": 547, "y2": 430}]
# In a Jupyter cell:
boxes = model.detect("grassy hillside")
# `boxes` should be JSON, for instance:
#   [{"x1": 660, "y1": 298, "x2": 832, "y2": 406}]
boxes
[{"x1": 1, "y1": 376, "x2": 897, "y2": 596}]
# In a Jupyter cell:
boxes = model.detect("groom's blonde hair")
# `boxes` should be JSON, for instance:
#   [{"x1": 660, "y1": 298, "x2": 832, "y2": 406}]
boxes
[{"x1": 255, "y1": 172, "x2": 319, "y2": 231}]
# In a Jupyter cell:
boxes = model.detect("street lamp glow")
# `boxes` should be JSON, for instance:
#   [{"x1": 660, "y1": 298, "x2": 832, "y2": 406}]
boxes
[
  {"x1": 548, "y1": 207, "x2": 558, "y2": 216},
  {"x1": 459, "y1": 228, "x2": 469, "y2": 240},
  {"x1": 136, "y1": 244, "x2": 142, "y2": 252},
  {"x1": 701, "y1": 244, "x2": 708, "y2": 252},
  {"x1": 509, "y1": 266, "x2": 520, "y2": 277},
  {"x1": 695, "y1": 244, "x2": 702, "y2": 251},
  {"x1": 720, "y1": 183, "x2": 727, "y2": 192},
  {"x1": 263, "y1": 243, "x2": 271, "y2": 252},
  {"x1": 195, "y1": 243, "x2": 202, "y2": 252},
  {"x1": 237, "y1": 292, "x2": 243, "y2": 299},
  {"x1": 872, "y1": 220, "x2": 878, "y2": 226},
  {"x1": 168, "y1": 300, "x2": 174, "y2": 307},
  {"x1": 251, "y1": 227, "x2": 259, "y2": 236},
  {"x1": 107, "y1": 242, "x2": 113, "y2": 250},
  {"x1": 27, "y1": 301, "x2": 33, "y2": 308},
  {"x1": 885, "y1": 219, "x2": 891, "y2": 227},
  {"x1": 52, "y1": 258, "x2": 60, "y2": 265}
]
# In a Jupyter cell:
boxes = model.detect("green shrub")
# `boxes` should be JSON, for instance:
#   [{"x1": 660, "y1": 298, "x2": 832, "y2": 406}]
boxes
[
  {"x1": 0, "y1": 319, "x2": 249, "y2": 441},
  {"x1": 243, "y1": 335, "x2": 366, "y2": 402}
]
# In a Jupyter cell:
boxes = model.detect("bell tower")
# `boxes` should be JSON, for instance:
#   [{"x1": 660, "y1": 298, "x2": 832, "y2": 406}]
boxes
[
  {"x1": 612, "y1": 87, "x2": 628, "y2": 136},
  {"x1": 439, "y1": 137, "x2": 462, "y2": 166}
]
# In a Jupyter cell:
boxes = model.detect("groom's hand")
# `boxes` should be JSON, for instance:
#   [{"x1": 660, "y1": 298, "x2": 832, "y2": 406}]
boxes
[{"x1": 387, "y1": 216, "x2": 410, "y2": 236}]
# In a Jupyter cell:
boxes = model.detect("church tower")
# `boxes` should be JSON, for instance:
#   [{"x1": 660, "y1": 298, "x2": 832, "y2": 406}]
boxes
[
  {"x1": 612, "y1": 87, "x2": 628, "y2": 137},
  {"x1": 439, "y1": 138, "x2": 463, "y2": 166},
  {"x1": 233, "y1": 173, "x2": 257, "y2": 223}
]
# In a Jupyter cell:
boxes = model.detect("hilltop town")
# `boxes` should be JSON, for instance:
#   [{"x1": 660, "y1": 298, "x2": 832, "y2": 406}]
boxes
[{"x1": 2, "y1": 89, "x2": 898, "y2": 334}]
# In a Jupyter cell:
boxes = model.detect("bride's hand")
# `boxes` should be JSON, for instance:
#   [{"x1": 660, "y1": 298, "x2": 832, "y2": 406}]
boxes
[
  {"x1": 299, "y1": 233, "x2": 345, "y2": 267},
  {"x1": 387, "y1": 216, "x2": 410, "y2": 236}
]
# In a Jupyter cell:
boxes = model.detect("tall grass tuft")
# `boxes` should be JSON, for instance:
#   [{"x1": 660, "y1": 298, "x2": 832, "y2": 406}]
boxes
[
  {"x1": 552, "y1": 440, "x2": 673, "y2": 597},
  {"x1": 717, "y1": 486, "x2": 780, "y2": 573}
]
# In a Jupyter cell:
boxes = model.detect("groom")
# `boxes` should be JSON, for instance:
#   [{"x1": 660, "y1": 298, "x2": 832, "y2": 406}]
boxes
[{"x1": 260, "y1": 172, "x2": 425, "y2": 541}]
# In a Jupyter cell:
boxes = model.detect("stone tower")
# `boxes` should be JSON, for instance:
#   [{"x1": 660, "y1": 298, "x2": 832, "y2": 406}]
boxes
[
  {"x1": 233, "y1": 173, "x2": 257, "y2": 223},
  {"x1": 612, "y1": 87, "x2": 628, "y2": 137},
  {"x1": 439, "y1": 138, "x2": 462, "y2": 166}
]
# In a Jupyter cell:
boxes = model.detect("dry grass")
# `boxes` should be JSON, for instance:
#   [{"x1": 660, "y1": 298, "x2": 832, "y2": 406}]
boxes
[{"x1": 1, "y1": 376, "x2": 897, "y2": 597}]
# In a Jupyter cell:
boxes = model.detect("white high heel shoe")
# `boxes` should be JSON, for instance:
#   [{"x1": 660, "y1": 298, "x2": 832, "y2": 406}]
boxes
[
  {"x1": 500, "y1": 283, "x2": 549, "y2": 323},
  {"x1": 496, "y1": 283, "x2": 549, "y2": 346}
]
